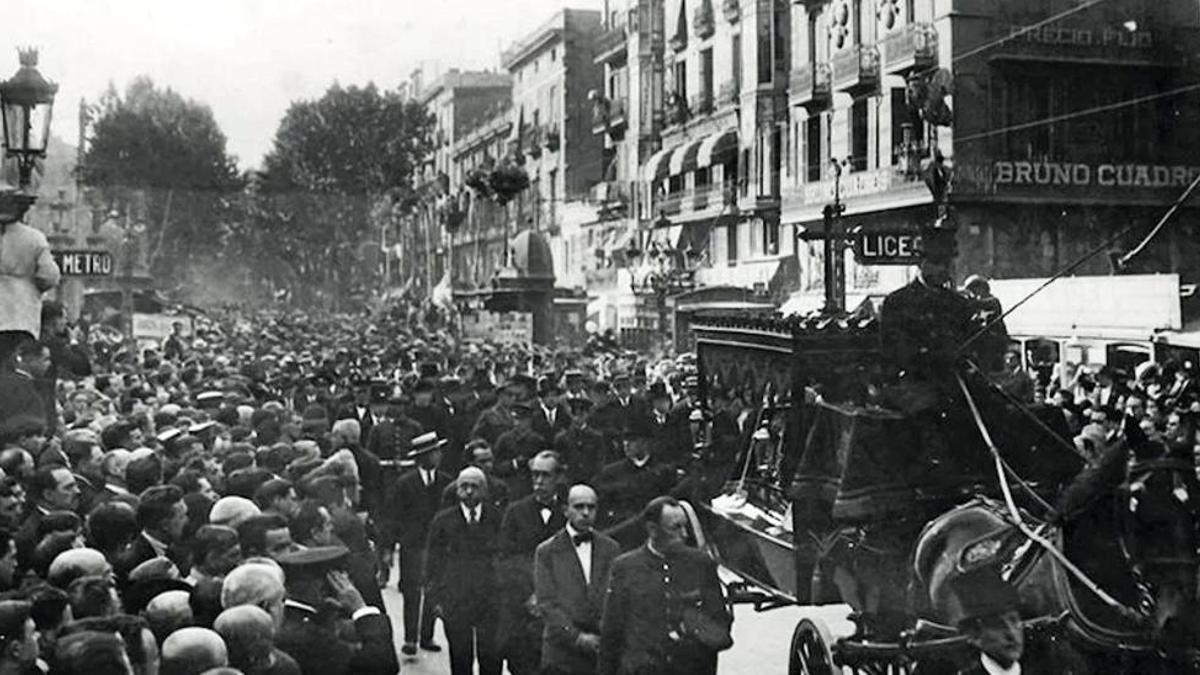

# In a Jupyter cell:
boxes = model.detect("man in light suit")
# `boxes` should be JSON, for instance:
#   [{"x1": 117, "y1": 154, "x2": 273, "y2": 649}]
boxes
[{"x1": 534, "y1": 484, "x2": 619, "y2": 675}]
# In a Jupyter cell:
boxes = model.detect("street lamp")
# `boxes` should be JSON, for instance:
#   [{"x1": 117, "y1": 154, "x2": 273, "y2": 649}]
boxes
[
  {"x1": 0, "y1": 48, "x2": 57, "y2": 224},
  {"x1": 1, "y1": 49, "x2": 57, "y2": 188}
]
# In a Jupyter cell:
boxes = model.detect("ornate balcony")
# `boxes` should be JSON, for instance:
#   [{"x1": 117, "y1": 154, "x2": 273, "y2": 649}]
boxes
[
  {"x1": 663, "y1": 92, "x2": 691, "y2": 129},
  {"x1": 790, "y1": 63, "x2": 832, "y2": 110},
  {"x1": 832, "y1": 46, "x2": 880, "y2": 95},
  {"x1": 691, "y1": 90, "x2": 715, "y2": 117},
  {"x1": 880, "y1": 23, "x2": 937, "y2": 75},
  {"x1": 591, "y1": 96, "x2": 628, "y2": 139}
]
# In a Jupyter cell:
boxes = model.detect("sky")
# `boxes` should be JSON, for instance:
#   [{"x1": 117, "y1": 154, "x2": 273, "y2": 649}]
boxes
[{"x1": 3, "y1": 0, "x2": 604, "y2": 170}]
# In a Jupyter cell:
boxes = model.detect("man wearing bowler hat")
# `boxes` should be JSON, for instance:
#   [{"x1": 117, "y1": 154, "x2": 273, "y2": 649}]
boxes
[
  {"x1": 380, "y1": 431, "x2": 451, "y2": 656},
  {"x1": 592, "y1": 418, "x2": 676, "y2": 532},
  {"x1": 949, "y1": 569, "x2": 1056, "y2": 675},
  {"x1": 274, "y1": 545, "x2": 399, "y2": 675}
]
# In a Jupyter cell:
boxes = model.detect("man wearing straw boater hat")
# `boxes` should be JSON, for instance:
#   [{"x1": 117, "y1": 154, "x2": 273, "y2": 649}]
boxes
[{"x1": 380, "y1": 431, "x2": 452, "y2": 657}]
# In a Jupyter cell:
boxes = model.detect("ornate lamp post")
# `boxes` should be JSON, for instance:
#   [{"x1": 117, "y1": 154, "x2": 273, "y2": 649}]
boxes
[
  {"x1": 0, "y1": 49, "x2": 57, "y2": 224},
  {"x1": 627, "y1": 213, "x2": 699, "y2": 354}
]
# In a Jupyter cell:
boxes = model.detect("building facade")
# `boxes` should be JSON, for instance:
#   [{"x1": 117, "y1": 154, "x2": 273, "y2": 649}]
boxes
[
  {"x1": 409, "y1": 0, "x2": 1200, "y2": 347},
  {"x1": 782, "y1": 0, "x2": 1200, "y2": 312}
]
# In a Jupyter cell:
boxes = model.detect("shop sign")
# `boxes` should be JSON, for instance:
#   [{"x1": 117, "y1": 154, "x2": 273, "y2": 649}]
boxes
[
  {"x1": 992, "y1": 161, "x2": 1200, "y2": 189},
  {"x1": 462, "y1": 311, "x2": 533, "y2": 344},
  {"x1": 1007, "y1": 25, "x2": 1154, "y2": 49}
]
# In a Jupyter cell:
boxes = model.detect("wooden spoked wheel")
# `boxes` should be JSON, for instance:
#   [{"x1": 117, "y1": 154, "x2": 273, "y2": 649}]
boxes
[{"x1": 790, "y1": 618, "x2": 838, "y2": 675}]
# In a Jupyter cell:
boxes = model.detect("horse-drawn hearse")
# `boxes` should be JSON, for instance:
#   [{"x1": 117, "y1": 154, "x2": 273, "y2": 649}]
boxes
[{"x1": 678, "y1": 311, "x2": 1200, "y2": 674}]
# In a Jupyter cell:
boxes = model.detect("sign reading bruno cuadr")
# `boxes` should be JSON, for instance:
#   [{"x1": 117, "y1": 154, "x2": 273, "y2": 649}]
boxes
[{"x1": 52, "y1": 250, "x2": 114, "y2": 276}]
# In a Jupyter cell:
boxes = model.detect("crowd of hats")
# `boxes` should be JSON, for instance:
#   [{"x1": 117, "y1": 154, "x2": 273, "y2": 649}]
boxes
[{"x1": 0, "y1": 296, "x2": 728, "y2": 675}]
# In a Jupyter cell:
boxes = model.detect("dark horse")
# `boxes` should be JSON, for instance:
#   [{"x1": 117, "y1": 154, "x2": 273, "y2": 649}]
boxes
[{"x1": 914, "y1": 418, "x2": 1200, "y2": 672}]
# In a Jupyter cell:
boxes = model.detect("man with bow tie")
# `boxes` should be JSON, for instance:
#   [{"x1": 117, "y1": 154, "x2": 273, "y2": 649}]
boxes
[
  {"x1": 534, "y1": 484, "x2": 619, "y2": 675},
  {"x1": 497, "y1": 450, "x2": 568, "y2": 675}
]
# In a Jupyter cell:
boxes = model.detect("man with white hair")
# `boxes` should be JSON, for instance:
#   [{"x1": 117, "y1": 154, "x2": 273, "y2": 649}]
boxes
[
  {"x1": 425, "y1": 466, "x2": 502, "y2": 675},
  {"x1": 221, "y1": 562, "x2": 287, "y2": 631}
]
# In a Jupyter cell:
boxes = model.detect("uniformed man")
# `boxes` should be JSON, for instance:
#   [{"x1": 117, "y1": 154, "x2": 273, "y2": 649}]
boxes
[
  {"x1": 364, "y1": 388, "x2": 423, "y2": 465},
  {"x1": 879, "y1": 224, "x2": 976, "y2": 393},
  {"x1": 274, "y1": 545, "x2": 399, "y2": 675},
  {"x1": 553, "y1": 398, "x2": 606, "y2": 486},
  {"x1": 599, "y1": 496, "x2": 731, "y2": 675},
  {"x1": 494, "y1": 402, "x2": 547, "y2": 501}
]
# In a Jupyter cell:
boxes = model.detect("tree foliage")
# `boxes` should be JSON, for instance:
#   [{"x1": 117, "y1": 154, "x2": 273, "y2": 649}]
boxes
[
  {"x1": 79, "y1": 77, "x2": 241, "y2": 279},
  {"x1": 242, "y1": 83, "x2": 433, "y2": 305}
]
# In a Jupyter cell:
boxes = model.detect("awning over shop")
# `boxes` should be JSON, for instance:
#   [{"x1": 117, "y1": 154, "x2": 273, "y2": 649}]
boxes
[
  {"x1": 698, "y1": 128, "x2": 738, "y2": 168},
  {"x1": 643, "y1": 146, "x2": 674, "y2": 182},
  {"x1": 668, "y1": 136, "x2": 704, "y2": 175}
]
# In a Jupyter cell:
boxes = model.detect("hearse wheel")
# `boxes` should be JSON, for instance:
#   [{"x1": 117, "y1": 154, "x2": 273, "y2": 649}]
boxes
[{"x1": 790, "y1": 617, "x2": 837, "y2": 675}]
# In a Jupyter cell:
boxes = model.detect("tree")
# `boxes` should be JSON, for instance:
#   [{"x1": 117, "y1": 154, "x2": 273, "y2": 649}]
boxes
[
  {"x1": 79, "y1": 77, "x2": 241, "y2": 280},
  {"x1": 249, "y1": 82, "x2": 433, "y2": 305}
]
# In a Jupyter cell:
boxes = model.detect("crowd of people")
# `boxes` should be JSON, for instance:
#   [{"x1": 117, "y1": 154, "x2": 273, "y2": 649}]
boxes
[{"x1": 0, "y1": 295, "x2": 740, "y2": 675}]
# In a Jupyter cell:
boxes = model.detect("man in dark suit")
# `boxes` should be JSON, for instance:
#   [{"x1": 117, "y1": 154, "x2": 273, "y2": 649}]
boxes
[
  {"x1": 118, "y1": 484, "x2": 191, "y2": 581},
  {"x1": 380, "y1": 431, "x2": 451, "y2": 655},
  {"x1": 275, "y1": 545, "x2": 400, "y2": 675},
  {"x1": 599, "y1": 496, "x2": 731, "y2": 675},
  {"x1": 591, "y1": 422, "x2": 676, "y2": 530},
  {"x1": 333, "y1": 379, "x2": 377, "y2": 446},
  {"x1": 15, "y1": 466, "x2": 79, "y2": 570},
  {"x1": 532, "y1": 377, "x2": 572, "y2": 441},
  {"x1": 424, "y1": 467, "x2": 502, "y2": 675},
  {"x1": 535, "y1": 484, "x2": 619, "y2": 675},
  {"x1": 497, "y1": 450, "x2": 567, "y2": 675}
]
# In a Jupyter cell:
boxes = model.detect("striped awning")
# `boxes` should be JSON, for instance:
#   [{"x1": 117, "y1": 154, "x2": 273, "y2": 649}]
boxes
[
  {"x1": 698, "y1": 127, "x2": 738, "y2": 168},
  {"x1": 668, "y1": 136, "x2": 705, "y2": 175},
  {"x1": 642, "y1": 146, "x2": 674, "y2": 182}
]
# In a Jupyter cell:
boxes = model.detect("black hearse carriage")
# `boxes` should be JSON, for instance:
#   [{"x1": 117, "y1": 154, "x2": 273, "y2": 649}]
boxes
[{"x1": 683, "y1": 311, "x2": 1098, "y2": 675}]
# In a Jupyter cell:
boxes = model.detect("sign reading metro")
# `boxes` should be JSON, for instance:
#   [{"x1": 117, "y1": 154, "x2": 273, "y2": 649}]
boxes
[{"x1": 993, "y1": 161, "x2": 1200, "y2": 189}]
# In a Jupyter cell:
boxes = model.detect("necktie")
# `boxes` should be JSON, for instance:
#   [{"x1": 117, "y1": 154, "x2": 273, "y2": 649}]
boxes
[
  {"x1": 469, "y1": 508, "x2": 478, "y2": 525},
  {"x1": 572, "y1": 531, "x2": 593, "y2": 546}
]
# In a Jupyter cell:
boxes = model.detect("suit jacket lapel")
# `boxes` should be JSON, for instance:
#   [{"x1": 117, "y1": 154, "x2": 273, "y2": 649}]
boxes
[{"x1": 557, "y1": 531, "x2": 590, "y2": 593}]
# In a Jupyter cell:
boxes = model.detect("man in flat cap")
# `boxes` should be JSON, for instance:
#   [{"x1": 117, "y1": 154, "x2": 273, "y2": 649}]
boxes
[
  {"x1": 380, "y1": 432, "x2": 451, "y2": 656},
  {"x1": 274, "y1": 545, "x2": 399, "y2": 675}
]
